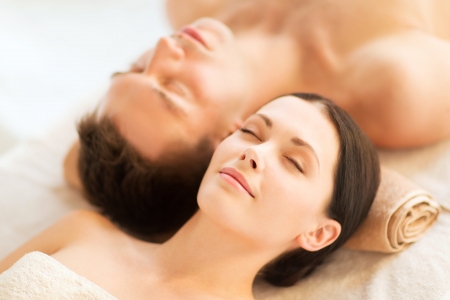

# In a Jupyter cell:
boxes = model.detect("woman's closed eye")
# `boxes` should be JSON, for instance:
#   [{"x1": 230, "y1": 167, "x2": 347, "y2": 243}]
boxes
[
  {"x1": 284, "y1": 156, "x2": 304, "y2": 173},
  {"x1": 240, "y1": 127, "x2": 262, "y2": 141}
]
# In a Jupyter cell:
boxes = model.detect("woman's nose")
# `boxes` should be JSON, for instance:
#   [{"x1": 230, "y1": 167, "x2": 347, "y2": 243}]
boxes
[
  {"x1": 240, "y1": 153, "x2": 257, "y2": 169},
  {"x1": 239, "y1": 148, "x2": 263, "y2": 171}
]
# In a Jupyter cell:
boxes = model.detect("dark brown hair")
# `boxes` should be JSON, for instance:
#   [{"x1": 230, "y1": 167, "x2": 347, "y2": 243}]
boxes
[
  {"x1": 77, "y1": 93, "x2": 379, "y2": 283},
  {"x1": 258, "y1": 93, "x2": 380, "y2": 286},
  {"x1": 77, "y1": 113, "x2": 213, "y2": 236}
]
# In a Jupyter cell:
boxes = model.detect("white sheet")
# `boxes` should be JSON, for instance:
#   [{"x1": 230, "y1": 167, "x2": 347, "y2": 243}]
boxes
[
  {"x1": 1, "y1": 89, "x2": 449, "y2": 299},
  {"x1": 0, "y1": 92, "x2": 97, "y2": 257}
]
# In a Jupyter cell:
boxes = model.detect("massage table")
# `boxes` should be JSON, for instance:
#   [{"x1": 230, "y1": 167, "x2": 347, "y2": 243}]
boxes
[{"x1": 0, "y1": 0, "x2": 449, "y2": 298}]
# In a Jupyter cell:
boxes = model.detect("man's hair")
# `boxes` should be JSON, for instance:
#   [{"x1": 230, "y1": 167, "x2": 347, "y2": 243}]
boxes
[
  {"x1": 77, "y1": 112, "x2": 213, "y2": 236},
  {"x1": 258, "y1": 93, "x2": 380, "y2": 286}
]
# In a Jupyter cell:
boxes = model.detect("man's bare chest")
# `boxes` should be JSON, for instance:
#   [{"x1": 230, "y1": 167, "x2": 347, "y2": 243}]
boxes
[{"x1": 224, "y1": 0, "x2": 443, "y2": 51}]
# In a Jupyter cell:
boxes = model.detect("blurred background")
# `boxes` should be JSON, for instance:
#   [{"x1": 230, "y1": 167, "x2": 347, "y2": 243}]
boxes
[{"x1": 0, "y1": 0, "x2": 171, "y2": 154}]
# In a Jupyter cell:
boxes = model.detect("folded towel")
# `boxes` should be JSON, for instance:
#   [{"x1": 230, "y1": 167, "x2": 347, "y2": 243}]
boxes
[
  {"x1": 344, "y1": 167, "x2": 441, "y2": 253},
  {"x1": 0, "y1": 251, "x2": 117, "y2": 300}
]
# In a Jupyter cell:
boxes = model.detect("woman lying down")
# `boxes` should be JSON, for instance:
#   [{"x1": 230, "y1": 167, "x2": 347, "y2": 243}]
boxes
[{"x1": 0, "y1": 94, "x2": 380, "y2": 300}]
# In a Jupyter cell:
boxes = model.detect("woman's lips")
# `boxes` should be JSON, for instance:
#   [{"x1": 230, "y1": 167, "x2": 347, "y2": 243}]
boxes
[
  {"x1": 219, "y1": 167, "x2": 254, "y2": 198},
  {"x1": 179, "y1": 26, "x2": 208, "y2": 49}
]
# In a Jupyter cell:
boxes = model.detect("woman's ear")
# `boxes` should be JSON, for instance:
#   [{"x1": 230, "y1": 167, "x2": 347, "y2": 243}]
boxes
[{"x1": 296, "y1": 219, "x2": 341, "y2": 252}]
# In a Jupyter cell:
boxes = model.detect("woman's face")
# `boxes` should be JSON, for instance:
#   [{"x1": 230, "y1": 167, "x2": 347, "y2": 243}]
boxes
[
  {"x1": 97, "y1": 18, "x2": 251, "y2": 160},
  {"x1": 197, "y1": 96, "x2": 340, "y2": 248}
]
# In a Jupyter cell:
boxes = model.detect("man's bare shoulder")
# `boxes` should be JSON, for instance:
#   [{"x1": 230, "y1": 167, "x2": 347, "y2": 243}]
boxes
[
  {"x1": 338, "y1": 31, "x2": 450, "y2": 148},
  {"x1": 0, "y1": 210, "x2": 117, "y2": 273},
  {"x1": 56, "y1": 210, "x2": 119, "y2": 241}
]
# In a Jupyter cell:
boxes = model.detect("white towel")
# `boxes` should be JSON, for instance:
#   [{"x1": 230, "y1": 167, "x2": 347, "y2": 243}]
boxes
[{"x1": 0, "y1": 252, "x2": 117, "y2": 300}]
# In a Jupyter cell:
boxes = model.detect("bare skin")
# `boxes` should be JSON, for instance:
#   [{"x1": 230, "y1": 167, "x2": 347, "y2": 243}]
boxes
[
  {"x1": 167, "y1": 0, "x2": 450, "y2": 148},
  {"x1": 64, "y1": 0, "x2": 450, "y2": 190},
  {"x1": 3, "y1": 97, "x2": 343, "y2": 299}
]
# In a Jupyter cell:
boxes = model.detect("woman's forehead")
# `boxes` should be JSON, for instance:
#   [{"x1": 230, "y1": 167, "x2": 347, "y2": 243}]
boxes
[
  {"x1": 257, "y1": 95, "x2": 340, "y2": 169},
  {"x1": 257, "y1": 96, "x2": 327, "y2": 125}
]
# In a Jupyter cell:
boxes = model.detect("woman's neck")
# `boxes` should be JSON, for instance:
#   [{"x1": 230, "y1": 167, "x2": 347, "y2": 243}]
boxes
[{"x1": 151, "y1": 212, "x2": 286, "y2": 300}]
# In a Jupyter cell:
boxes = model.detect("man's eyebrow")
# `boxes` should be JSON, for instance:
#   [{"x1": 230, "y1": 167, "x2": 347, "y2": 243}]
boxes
[
  {"x1": 150, "y1": 85, "x2": 187, "y2": 117},
  {"x1": 111, "y1": 71, "x2": 126, "y2": 78},
  {"x1": 110, "y1": 72, "x2": 187, "y2": 116},
  {"x1": 256, "y1": 114, "x2": 272, "y2": 128},
  {"x1": 291, "y1": 137, "x2": 321, "y2": 171}
]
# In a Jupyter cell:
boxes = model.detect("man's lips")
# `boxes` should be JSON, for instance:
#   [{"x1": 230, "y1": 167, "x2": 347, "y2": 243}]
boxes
[
  {"x1": 179, "y1": 26, "x2": 208, "y2": 49},
  {"x1": 219, "y1": 167, "x2": 254, "y2": 198}
]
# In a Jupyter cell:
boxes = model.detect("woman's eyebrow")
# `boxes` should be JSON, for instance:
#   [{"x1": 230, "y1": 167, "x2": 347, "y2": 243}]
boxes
[
  {"x1": 291, "y1": 137, "x2": 321, "y2": 171},
  {"x1": 256, "y1": 113, "x2": 320, "y2": 171},
  {"x1": 256, "y1": 114, "x2": 272, "y2": 128}
]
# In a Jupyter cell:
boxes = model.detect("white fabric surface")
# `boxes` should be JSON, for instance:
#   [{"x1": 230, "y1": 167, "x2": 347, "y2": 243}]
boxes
[
  {"x1": 0, "y1": 0, "x2": 169, "y2": 142},
  {"x1": 0, "y1": 90, "x2": 449, "y2": 299},
  {"x1": 0, "y1": 91, "x2": 98, "y2": 258},
  {"x1": 0, "y1": 251, "x2": 117, "y2": 299}
]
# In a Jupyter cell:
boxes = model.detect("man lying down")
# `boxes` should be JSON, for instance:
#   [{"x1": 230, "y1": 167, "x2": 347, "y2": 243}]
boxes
[{"x1": 62, "y1": 0, "x2": 450, "y2": 238}]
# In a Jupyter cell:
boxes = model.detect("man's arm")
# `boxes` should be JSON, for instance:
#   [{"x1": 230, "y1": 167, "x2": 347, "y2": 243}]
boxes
[
  {"x1": 340, "y1": 31, "x2": 450, "y2": 148},
  {"x1": 0, "y1": 211, "x2": 97, "y2": 273},
  {"x1": 63, "y1": 141, "x2": 82, "y2": 190},
  {"x1": 165, "y1": 0, "x2": 238, "y2": 29}
]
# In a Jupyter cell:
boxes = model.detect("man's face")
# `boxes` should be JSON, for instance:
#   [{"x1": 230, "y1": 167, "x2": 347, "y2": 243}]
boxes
[{"x1": 98, "y1": 18, "x2": 251, "y2": 160}]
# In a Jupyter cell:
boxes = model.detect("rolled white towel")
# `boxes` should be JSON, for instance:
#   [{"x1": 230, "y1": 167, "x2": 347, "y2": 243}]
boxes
[{"x1": 344, "y1": 167, "x2": 441, "y2": 253}]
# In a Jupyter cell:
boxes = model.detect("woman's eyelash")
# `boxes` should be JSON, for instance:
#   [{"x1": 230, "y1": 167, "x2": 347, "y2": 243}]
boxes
[
  {"x1": 285, "y1": 156, "x2": 304, "y2": 173},
  {"x1": 239, "y1": 127, "x2": 253, "y2": 134},
  {"x1": 239, "y1": 127, "x2": 304, "y2": 173},
  {"x1": 239, "y1": 127, "x2": 261, "y2": 140}
]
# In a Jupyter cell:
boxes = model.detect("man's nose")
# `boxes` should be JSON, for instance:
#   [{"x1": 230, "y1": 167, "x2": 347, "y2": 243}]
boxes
[
  {"x1": 156, "y1": 36, "x2": 184, "y2": 60},
  {"x1": 145, "y1": 36, "x2": 184, "y2": 73}
]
